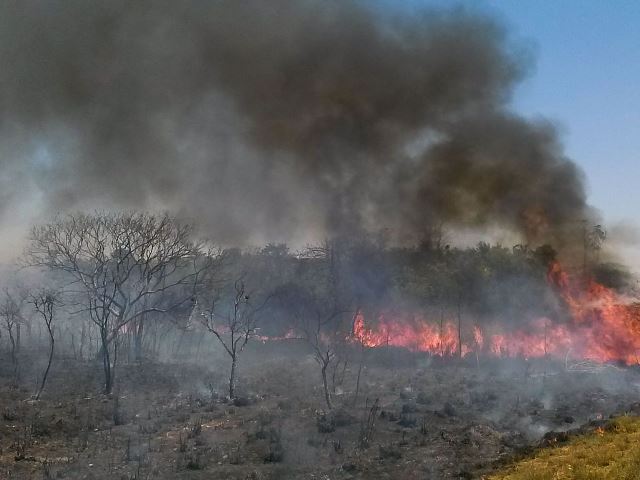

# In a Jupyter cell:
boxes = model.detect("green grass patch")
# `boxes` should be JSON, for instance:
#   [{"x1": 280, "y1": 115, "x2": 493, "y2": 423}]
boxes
[{"x1": 488, "y1": 416, "x2": 640, "y2": 480}]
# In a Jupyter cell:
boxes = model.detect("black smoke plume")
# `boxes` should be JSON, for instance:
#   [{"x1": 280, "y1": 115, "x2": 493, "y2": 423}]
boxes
[{"x1": 0, "y1": 0, "x2": 592, "y2": 246}]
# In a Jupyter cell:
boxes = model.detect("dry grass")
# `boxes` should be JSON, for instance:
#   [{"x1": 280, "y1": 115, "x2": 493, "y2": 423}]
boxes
[{"x1": 488, "y1": 416, "x2": 640, "y2": 480}]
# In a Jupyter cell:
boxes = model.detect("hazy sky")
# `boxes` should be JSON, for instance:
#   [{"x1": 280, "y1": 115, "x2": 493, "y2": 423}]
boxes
[{"x1": 1, "y1": 1, "x2": 638, "y2": 265}]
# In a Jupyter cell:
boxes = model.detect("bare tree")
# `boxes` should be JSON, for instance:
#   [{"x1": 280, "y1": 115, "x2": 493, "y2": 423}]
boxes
[
  {"x1": 285, "y1": 240, "x2": 354, "y2": 410},
  {"x1": 197, "y1": 279, "x2": 270, "y2": 400},
  {"x1": 303, "y1": 305, "x2": 350, "y2": 410},
  {"x1": 0, "y1": 287, "x2": 28, "y2": 382},
  {"x1": 352, "y1": 308, "x2": 382, "y2": 407},
  {"x1": 30, "y1": 289, "x2": 60, "y2": 400},
  {"x1": 26, "y1": 212, "x2": 212, "y2": 394}
]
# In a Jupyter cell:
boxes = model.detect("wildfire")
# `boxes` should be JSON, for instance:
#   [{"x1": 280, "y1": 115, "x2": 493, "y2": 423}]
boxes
[
  {"x1": 351, "y1": 261, "x2": 640, "y2": 365},
  {"x1": 257, "y1": 328, "x2": 300, "y2": 343}
]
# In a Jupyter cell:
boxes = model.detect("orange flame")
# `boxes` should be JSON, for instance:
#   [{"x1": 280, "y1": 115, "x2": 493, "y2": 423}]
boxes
[{"x1": 351, "y1": 261, "x2": 640, "y2": 365}]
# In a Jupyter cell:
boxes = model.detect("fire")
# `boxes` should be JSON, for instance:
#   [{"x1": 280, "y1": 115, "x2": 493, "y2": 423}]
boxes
[
  {"x1": 258, "y1": 328, "x2": 299, "y2": 343},
  {"x1": 351, "y1": 261, "x2": 640, "y2": 365}
]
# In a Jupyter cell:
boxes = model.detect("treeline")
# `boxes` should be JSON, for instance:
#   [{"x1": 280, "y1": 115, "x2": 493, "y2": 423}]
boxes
[{"x1": 0, "y1": 211, "x2": 631, "y2": 407}]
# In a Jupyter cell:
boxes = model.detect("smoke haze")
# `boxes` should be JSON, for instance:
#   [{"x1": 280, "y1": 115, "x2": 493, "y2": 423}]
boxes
[{"x1": 0, "y1": 0, "x2": 593, "y2": 250}]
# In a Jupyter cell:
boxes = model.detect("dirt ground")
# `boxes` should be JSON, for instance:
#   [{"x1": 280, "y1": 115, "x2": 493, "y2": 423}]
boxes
[{"x1": 2, "y1": 343, "x2": 640, "y2": 480}]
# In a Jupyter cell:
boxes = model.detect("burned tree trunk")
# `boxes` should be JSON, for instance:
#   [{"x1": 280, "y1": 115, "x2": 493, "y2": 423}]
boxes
[
  {"x1": 38, "y1": 334, "x2": 54, "y2": 399},
  {"x1": 7, "y1": 322, "x2": 17, "y2": 379},
  {"x1": 229, "y1": 354, "x2": 237, "y2": 400},
  {"x1": 134, "y1": 316, "x2": 145, "y2": 362},
  {"x1": 31, "y1": 289, "x2": 59, "y2": 400},
  {"x1": 321, "y1": 360, "x2": 333, "y2": 410},
  {"x1": 198, "y1": 279, "x2": 267, "y2": 401},
  {"x1": 354, "y1": 343, "x2": 366, "y2": 406},
  {"x1": 101, "y1": 329, "x2": 113, "y2": 395}
]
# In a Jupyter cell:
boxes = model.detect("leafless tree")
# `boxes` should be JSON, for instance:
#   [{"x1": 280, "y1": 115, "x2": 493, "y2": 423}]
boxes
[
  {"x1": 358, "y1": 398, "x2": 380, "y2": 449},
  {"x1": 196, "y1": 279, "x2": 271, "y2": 399},
  {"x1": 305, "y1": 309, "x2": 351, "y2": 410},
  {"x1": 30, "y1": 288, "x2": 60, "y2": 400},
  {"x1": 0, "y1": 287, "x2": 28, "y2": 381},
  {"x1": 287, "y1": 241, "x2": 354, "y2": 410},
  {"x1": 352, "y1": 307, "x2": 381, "y2": 407},
  {"x1": 26, "y1": 211, "x2": 213, "y2": 394}
]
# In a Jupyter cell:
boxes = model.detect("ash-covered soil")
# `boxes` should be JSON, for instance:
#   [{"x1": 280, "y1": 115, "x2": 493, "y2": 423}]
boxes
[{"x1": 2, "y1": 345, "x2": 640, "y2": 480}]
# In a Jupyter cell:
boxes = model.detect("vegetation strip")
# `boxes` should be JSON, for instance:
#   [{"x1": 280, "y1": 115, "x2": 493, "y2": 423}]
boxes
[{"x1": 488, "y1": 416, "x2": 640, "y2": 480}]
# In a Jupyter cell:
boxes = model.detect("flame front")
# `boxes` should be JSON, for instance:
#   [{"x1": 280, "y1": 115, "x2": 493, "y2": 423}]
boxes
[{"x1": 351, "y1": 262, "x2": 640, "y2": 364}]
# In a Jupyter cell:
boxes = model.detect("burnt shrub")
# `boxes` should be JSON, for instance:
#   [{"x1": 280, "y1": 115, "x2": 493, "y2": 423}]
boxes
[
  {"x1": 186, "y1": 456, "x2": 204, "y2": 470},
  {"x1": 379, "y1": 443, "x2": 402, "y2": 460},
  {"x1": 342, "y1": 462, "x2": 358, "y2": 473},
  {"x1": 233, "y1": 396, "x2": 252, "y2": 407},
  {"x1": 316, "y1": 413, "x2": 335, "y2": 433},
  {"x1": 419, "y1": 416, "x2": 428, "y2": 435},
  {"x1": 416, "y1": 392, "x2": 430, "y2": 405},
  {"x1": 331, "y1": 408, "x2": 356, "y2": 428},
  {"x1": 254, "y1": 428, "x2": 269, "y2": 440},
  {"x1": 401, "y1": 402, "x2": 418, "y2": 414},
  {"x1": 256, "y1": 410, "x2": 275, "y2": 428},
  {"x1": 249, "y1": 414, "x2": 276, "y2": 442},
  {"x1": 277, "y1": 399, "x2": 293, "y2": 411},
  {"x1": 332, "y1": 439, "x2": 342, "y2": 454},
  {"x1": 307, "y1": 437, "x2": 322, "y2": 448},
  {"x1": 188, "y1": 419, "x2": 202, "y2": 439},
  {"x1": 442, "y1": 402, "x2": 457, "y2": 417},
  {"x1": 380, "y1": 410, "x2": 399, "y2": 422},
  {"x1": 399, "y1": 389, "x2": 413, "y2": 400},
  {"x1": 397, "y1": 414, "x2": 417, "y2": 428},
  {"x1": 2, "y1": 409, "x2": 18, "y2": 421},
  {"x1": 31, "y1": 416, "x2": 51, "y2": 438},
  {"x1": 112, "y1": 395, "x2": 127, "y2": 426},
  {"x1": 139, "y1": 419, "x2": 162, "y2": 435},
  {"x1": 317, "y1": 408, "x2": 356, "y2": 433},
  {"x1": 263, "y1": 429, "x2": 284, "y2": 463},
  {"x1": 177, "y1": 450, "x2": 205, "y2": 471}
]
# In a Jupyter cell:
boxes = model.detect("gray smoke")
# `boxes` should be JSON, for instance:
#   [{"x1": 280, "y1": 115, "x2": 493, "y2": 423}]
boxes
[{"x1": 0, "y1": 0, "x2": 592, "y2": 247}]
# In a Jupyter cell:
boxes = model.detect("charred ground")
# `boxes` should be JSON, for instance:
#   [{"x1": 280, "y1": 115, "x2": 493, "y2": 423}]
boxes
[
  {"x1": 0, "y1": 214, "x2": 637, "y2": 480},
  {"x1": 2, "y1": 345, "x2": 640, "y2": 479}
]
